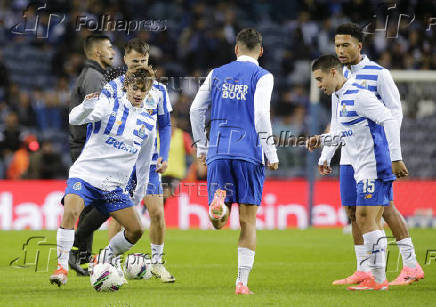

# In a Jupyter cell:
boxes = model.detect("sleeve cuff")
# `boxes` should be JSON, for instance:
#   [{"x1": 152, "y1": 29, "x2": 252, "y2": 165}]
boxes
[
  {"x1": 265, "y1": 150, "x2": 279, "y2": 164},
  {"x1": 390, "y1": 148, "x2": 402, "y2": 162},
  {"x1": 197, "y1": 147, "x2": 207, "y2": 157}
]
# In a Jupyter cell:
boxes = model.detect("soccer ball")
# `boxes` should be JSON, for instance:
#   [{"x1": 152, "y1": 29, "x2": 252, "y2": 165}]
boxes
[
  {"x1": 90, "y1": 263, "x2": 126, "y2": 292},
  {"x1": 123, "y1": 253, "x2": 152, "y2": 280}
]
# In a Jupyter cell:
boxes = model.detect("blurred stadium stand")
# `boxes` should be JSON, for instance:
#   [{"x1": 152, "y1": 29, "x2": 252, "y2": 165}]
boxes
[{"x1": 0, "y1": 0, "x2": 435, "y2": 180}]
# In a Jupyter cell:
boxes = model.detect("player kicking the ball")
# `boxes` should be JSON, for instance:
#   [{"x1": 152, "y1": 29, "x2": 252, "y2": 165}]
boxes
[
  {"x1": 310, "y1": 55, "x2": 409, "y2": 290},
  {"x1": 50, "y1": 68, "x2": 156, "y2": 287},
  {"x1": 190, "y1": 28, "x2": 279, "y2": 295},
  {"x1": 70, "y1": 38, "x2": 175, "y2": 282}
]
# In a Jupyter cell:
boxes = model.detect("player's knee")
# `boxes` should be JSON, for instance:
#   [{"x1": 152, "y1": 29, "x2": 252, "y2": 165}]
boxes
[
  {"x1": 355, "y1": 210, "x2": 368, "y2": 226},
  {"x1": 239, "y1": 215, "x2": 255, "y2": 230},
  {"x1": 66, "y1": 205, "x2": 82, "y2": 221},
  {"x1": 148, "y1": 205, "x2": 164, "y2": 220}
]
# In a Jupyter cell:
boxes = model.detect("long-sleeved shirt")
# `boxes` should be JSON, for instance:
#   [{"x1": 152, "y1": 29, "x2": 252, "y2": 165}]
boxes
[
  {"x1": 319, "y1": 55, "x2": 402, "y2": 166},
  {"x1": 69, "y1": 60, "x2": 107, "y2": 162},
  {"x1": 102, "y1": 76, "x2": 172, "y2": 165},
  {"x1": 68, "y1": 92, "x2": 156, "y2": 193},
  {"x1": 190, "y1": 55, "x2": 278, "y2": 165},
  {"x1": 325, "y1": 78, "x2": 401, "y2": 183}
]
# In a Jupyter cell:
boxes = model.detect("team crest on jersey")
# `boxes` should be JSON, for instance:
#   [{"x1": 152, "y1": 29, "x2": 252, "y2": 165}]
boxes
[
  {"x1": 138, "y1": 125, "x2": 146, "y2": 138},
  {"x1": 340, "y1": 104, "x2": 348, "y2": 116},
  {"x1": 116, "y1": 120, "x2": 122, "y2": 125},
  {"x1": 73, "y1": 182, "x2": 82, "y2": 191},
  {"x1": 361, "y1": 81, "x2": 367, "y2": 88},
  {"x1": 365, "y1": 194, "x2": 373, "y2": 199}
]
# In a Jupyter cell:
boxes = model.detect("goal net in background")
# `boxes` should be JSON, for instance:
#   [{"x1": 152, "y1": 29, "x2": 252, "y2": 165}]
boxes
[
  {"x1": 392, "y1": 70, "x2": 436, "y2": 178},
  {"x1": 392, "y1": 70, "x2": 436, "y2": 228}
]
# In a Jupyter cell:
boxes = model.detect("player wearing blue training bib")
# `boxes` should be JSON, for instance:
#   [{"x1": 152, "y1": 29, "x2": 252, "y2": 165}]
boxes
[
  {"x1": 190, "y1": 28, "x2": 278, "y2": 295},
  {"x1": 50, "y1": 68, "x2": 156, "y2": 288}
]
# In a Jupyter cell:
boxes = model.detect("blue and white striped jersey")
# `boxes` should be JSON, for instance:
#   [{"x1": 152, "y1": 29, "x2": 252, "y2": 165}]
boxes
[
  {"x1": 68, "y1": 93, "x2": 156, "y2": 192},
  {"x1": 331, "y1": 78, "x2": 401, "y2": 183},
  {"x1": 102, "y1": 76, "x2": 172, "y2": 165},
  {"x1": 320, "y1": 55, "x2": 402, "y2": 166}
]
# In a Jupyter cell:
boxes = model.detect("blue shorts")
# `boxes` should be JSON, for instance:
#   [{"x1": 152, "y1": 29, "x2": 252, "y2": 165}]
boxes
[
  {"x1": 146, "y1": 164, "x2": 163, "y2": 195},
  {"x1": 63, "y1": 178, "x2": 134, "y2": 216},
  {"x1": 340, "y1": 165, "x2": 357, "y2": 206},
  {"x1": 356, "y1": 179, "x2": 393, "y2": 206},
  {"x1": 207, "y1": 159, "x2": 265, "y2": 206},
  {"x1": 340, "y1": 165, "x2": 393, "y2": 206}
]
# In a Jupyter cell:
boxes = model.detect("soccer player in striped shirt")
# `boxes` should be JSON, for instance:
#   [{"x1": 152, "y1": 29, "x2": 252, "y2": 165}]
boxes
[
  {"x1": 71, "y1": 38, "x2": 175, "y2": 282},
  {"x1": 190, "y1": 28, "x2": 279, "y2": 295},
  {"x1": 50, "y1": 68, "x2": 156, "y2": 287},
  {"x1": 312, "y1": 55, "x2": 406, "y2": 290},
  {"x1": 316, "y1": 24, "x2": 423, "y2": 286}
]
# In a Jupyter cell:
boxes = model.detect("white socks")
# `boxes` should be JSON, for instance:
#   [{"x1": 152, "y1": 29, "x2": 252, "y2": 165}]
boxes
[
  {"x1": 57, "y1": 228, "x2": 74, "y2": 271},
  {"x1": 151, "y1": 243, "x2": 164, "y2": 264},
  {"x1": 379, "y1": 230, "x2": 388, "y2": 254},
  {"x1": 354, "y1": 245, "x2": 370, "y2": 272},
  {"x1": 397, "y1": 237, "x2": 417, "y2": 268},
  {"x1": 236, "y1": 247, "x2": 255, "y2": 286},
  {"x1": 99, "y1": 230, "x2": 134, "y2": 263},
  {"x1": 362, "y1": 230, "x2": 386, "y2": 283}
]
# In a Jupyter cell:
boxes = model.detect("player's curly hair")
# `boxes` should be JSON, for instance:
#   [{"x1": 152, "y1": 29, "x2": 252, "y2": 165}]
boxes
[
  {"x1": 335, "y1": 23, "x2": 364, "y2": 42},
  {"x1": 123, "y1": 66, "x2": 155, "y2": 92}
]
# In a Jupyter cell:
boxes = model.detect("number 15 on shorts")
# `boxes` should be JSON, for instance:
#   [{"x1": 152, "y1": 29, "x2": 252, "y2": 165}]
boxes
[{"x1": 363, "y1": 179, "x2": 375, "y2": 193}]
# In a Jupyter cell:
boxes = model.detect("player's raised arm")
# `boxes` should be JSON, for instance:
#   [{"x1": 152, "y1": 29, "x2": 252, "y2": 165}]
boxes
[
  {"x1": 253, "y1": 72, "x2": 278, "y2": 168},
  {"x1": 190, "y1": 70, "x2": 213, "y2": 159},
  {"x1": 69, "y1": 92, "x2": 113, "y2": 125},
  {"x1": 355, "y1": 91, "x2": 402, "y2": 164}
]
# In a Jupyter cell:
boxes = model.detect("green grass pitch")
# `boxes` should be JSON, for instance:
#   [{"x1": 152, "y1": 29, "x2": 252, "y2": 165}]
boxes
[{"x1": 0, "y1": 228, "x2": 435, "y2": 307}]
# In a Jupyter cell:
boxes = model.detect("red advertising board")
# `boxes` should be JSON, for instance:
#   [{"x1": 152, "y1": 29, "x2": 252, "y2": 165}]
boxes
[{"x1": 0, "y1": 180, "x2": 434, "y2": 230}]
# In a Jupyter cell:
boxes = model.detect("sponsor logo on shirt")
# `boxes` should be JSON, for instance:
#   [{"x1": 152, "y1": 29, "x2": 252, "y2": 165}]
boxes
[
  {"x1": 105, "y1": 136, "x2": 138, "y2": 154},
  {"x1": 341, "y1": 129, "x2": 353, "y2": 137},
  {"x1": 145, "y1": 94, "x2": 157, "y2": 110},
  {"x1": 221, "y1": 82, "x2": 248, "y2": 100}
]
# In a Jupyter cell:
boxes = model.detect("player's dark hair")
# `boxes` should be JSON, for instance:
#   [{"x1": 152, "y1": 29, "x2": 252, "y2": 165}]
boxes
[
  {"x1": 124, "y1": 38, "x2": 150, "y2": 55},
  {"x1": 236, "y1": 28, "x2": 262, "y2": 50},
  {"x1": 311, "y1": 55, "x2": 343, "y2": 72},
  {"x1": 123, "y1": 66, "x2": 155, "y2": 92},
  {"x1": 335, "y1": 23, "x2": 363, "y2": 42},
  {"x1": 83, "y1": 34, "x2": 110, "y2": 57}
]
